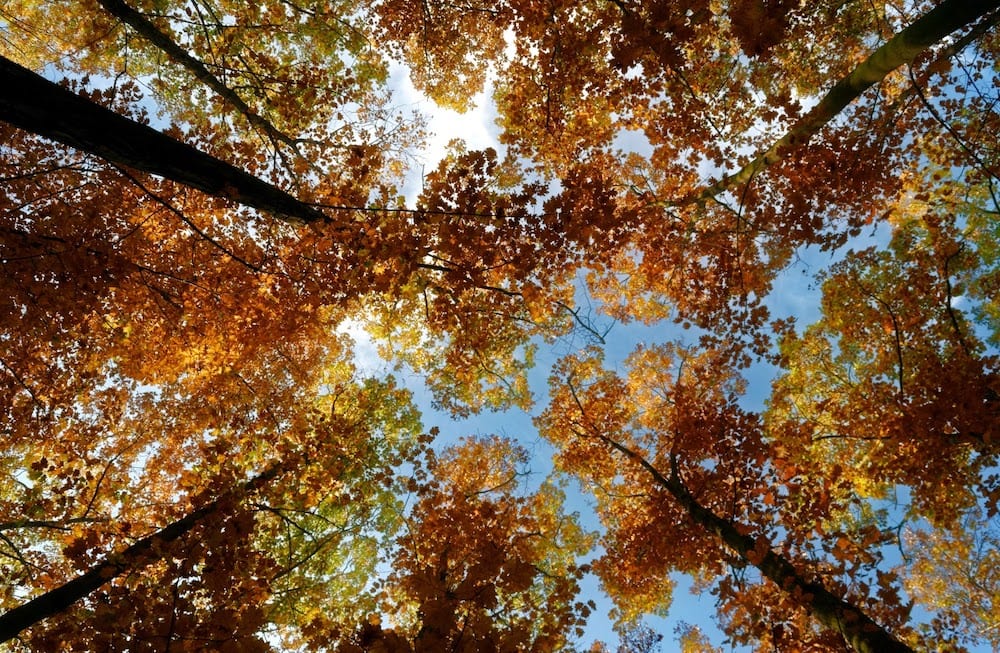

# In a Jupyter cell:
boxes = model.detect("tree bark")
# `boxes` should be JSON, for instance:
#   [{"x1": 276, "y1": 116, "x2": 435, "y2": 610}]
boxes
[
  {"x1": 0, "y1": 55, "x2": 329, "y2": 225},
  {"x1": 665, "y1": 470, "x2": 913, "y2": 653},
  {"x1": 0, "y1": 466, "x2": 281, "y2": 644},
  {"x1": 681, "y1": 0, "x2": 1000, "y2": 205},
  {"x1": 597, "y1": 433, "x2": 915, "y2": 653}
]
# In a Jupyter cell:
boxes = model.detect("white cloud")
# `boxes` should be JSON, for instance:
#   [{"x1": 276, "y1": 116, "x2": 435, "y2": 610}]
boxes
[{"x1": 388, "y1": 62, "x2": 502, "y2": 205}]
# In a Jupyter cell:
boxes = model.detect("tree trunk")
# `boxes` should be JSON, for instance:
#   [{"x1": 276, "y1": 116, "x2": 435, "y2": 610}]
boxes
[
  {"x1": 681, "y1": 0, "x2": 1000, "y2": 205},
  {"x1": 0, "y1": 55, "x2": 329, "y2": 225},
  {"x1": 0, "y1": 466, "x2": 280, "y2": 644},
  {"x1": 598, "y1": 434, "x2": 915, "y2": 653},
  {"x1": 94, "y1": 0, "x2": 297, "y2": 147}
]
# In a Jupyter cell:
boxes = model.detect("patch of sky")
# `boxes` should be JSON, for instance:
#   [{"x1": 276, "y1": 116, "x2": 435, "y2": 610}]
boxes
[{"x1": 388, "y1": 60, "x2": 503, "y2": 207}]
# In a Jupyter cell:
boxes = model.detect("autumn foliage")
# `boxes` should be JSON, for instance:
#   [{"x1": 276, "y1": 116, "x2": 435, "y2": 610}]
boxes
[{"x1": 1, "y1": 0, "x2": 999, "y2": 650}]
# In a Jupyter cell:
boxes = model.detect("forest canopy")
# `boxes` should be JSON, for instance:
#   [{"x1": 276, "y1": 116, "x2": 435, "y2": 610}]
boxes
[{"x1": 0, "y1": 0, "x2": 998, "y2": 650}]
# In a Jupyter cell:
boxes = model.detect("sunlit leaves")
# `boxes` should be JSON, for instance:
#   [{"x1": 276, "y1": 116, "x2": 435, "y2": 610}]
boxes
[
  {"x1": 903, "y1": 508, "x2": 1000, "y2": 650},
  {"x1": 768, "y1": 198, "x2": 999, "y2": 523},
  {"x1": 2, "y1": 0, "x2": 1000, "y2": 649},
  {"x1": 354, "y1": 435, "x2": 595, "y2": 652},
  {"x1": 373, "y1": 0, "x2": 507, "y2": 112}
]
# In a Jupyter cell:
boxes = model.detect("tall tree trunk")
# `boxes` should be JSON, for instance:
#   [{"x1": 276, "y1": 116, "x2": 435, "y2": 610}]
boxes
[
  {"x1": 0, "y1": 56, "x2": 329, "y2": 225},
  {"x1": 0, "y1": 466, "x2": 281, "y2": 644},
  {"x1": 94, "y1": 0, "x2": 298, "y2": 148},
  {"x1": 597, "y1": 433, "x2": 915, "y2": 653},
  {"x1": 679, "y1": 0, "x2": 1000, "y2": 205}
]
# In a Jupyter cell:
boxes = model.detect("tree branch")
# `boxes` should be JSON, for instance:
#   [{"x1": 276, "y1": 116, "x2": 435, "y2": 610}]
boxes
[
  {"x1": 0, "y1": 463, "x2": 283, "y2": 643},
  {"x1": 677, "y1": 0, "x2": 1000, "y2": 206}
]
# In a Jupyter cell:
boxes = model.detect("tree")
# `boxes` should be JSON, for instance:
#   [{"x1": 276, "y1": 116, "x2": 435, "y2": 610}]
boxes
[
  {"x1": 334, "y1": 436, "x2": 594, "y2": 652},
  {"x1": 1, "y1": 0, "x2": 999, "y2": 650},
  {"x1": 903, "y1": 507, "x2": 1000, "y2": 649},
  {"x1": 1, "y1": 357, "x2": 429, "y2": 649},
  {"x1": 538, "y1": 344, "x2": 917, "y2": 651},
  {"x1": 1, "y1": 0, "x2": 397, "y2": 180},
  {"x1": 0, "y1": 463, "x2": 282, "y2": 646},
  {"x1": 384, "y1": 0, "x2": 1000, "y2": 649}
]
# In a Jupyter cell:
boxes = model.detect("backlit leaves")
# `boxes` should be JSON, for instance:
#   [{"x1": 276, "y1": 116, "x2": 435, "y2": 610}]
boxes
[
  {"x1": 339, "y1": 436, "x2": 595, "y2": 652},
  {"x1": 2, "y1": 0, "x2": 1000, "y2": 650}
]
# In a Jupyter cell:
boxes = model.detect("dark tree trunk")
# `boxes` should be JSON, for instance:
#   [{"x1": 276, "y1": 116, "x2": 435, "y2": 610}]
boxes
[
  {"x1": 0, "y1": 56, "x2": 329, "y2": 224},
  {"x1": 0, "y1": 466, "x2": 280, "y2": 643}
]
